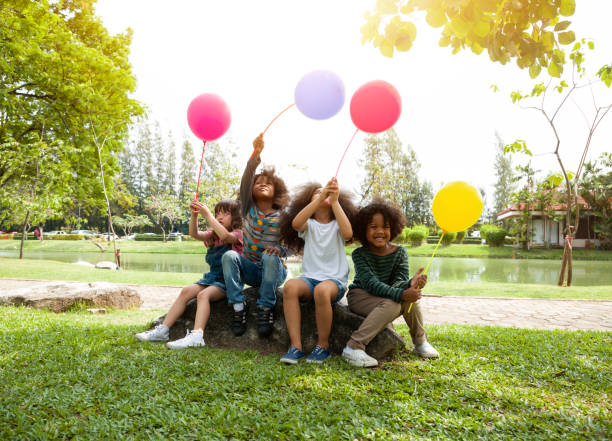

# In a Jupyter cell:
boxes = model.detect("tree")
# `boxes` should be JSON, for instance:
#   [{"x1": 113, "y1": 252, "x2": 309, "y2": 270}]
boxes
[
  {"x1": 505, "y1": 41, "x2": 611, "y2": 285},
  {"x1": 492, "y1": 132, "x2": 515, "y2": 220},
  {"x1": 144, "y1": 193, "x2": 181, "y2": 242},
  {"x1": 194, "y1": 140, "x2": 240, "y2": 211},
  {"x1": 359, "y1": 129, "x2": 432, "y2": 225},
  {"x1": 0, "y1": 0, "x2": 142, "y2": 254},
  {"x1": 580, "y1": 153, "x2": 612, "y2": 248},
  {"x1": 114, "y1": 214, "x2": 152, "y2": 237},
  {"x1": 178, "y1": 137, "x2": 197, "y2": 205},
  {"x1": 361, "y1": 0, "x2": 578, "y2": 78},
  {"x1": 509, "y1": 162, "x2": 537, "y2": 250}
]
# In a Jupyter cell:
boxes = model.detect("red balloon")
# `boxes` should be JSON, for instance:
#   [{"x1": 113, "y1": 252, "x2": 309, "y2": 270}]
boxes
[
  {"x1": 187, "y1": 93, "x2": 231, "y2": 141},
  {"x1": 350, "y1": 80, "x2": 401, "y2": 133}
]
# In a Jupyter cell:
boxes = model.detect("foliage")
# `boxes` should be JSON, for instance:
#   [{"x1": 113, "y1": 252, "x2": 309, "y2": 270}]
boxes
[
  {"x1": 362, "y1": 0, "x2": 578, "y2": 78},
  {"x1": 134, "y1": 234, "x2": 181, "y2": 242},
  {"x1": 113, "y1": 214, "x2": 153, "y2": 237},
  {"x1": 455, "y1": 230, "x2": 466, "y2": 243},
  {"x1": 359, "y1": 129, "x2": 433, "y2": 225},
  {"x1": 580, "y1": 152, "x2": 612, "y2": 247},
  {"x1": 144, "y1": 193, "x2": 181, "y2": 241},
  {"x1": 406, "y1": 224, "x2": 429, "y2": 246},
  {"x1": 485, "y1": 226, "x2": 507, "y2": 247},
  {"x1": 45, "y1": 234, "x2": 87, "y2": 241},
  {"x1": 1, "y1": 307, "x2": 609, "y2": 439},
  {"x1": 441, "y1": 231, "x2": 457, "y2": 245},
  {"x1": 492, "y1": 132, "x2": 515, "y2": 218},
  {"x1": 0, "y1": 0, "x2": 143, "y2": 231},
  {"x1": 479, "y1": 223, "x2": 497, "y2": 239}
]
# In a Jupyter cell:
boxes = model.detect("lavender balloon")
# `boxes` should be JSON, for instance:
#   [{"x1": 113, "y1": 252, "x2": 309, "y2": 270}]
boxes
[{"x1": 294, "y1": 70, "x2": 345, "y2": 120}]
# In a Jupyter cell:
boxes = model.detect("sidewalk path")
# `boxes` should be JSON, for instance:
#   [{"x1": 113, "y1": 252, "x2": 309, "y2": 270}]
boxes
[{"x1": 1, "y1": 279, "x2": 610, "y2": 331}]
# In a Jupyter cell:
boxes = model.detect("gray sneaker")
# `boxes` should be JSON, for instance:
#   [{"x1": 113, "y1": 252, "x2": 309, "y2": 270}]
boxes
[
  {"x1": 135, "y1": 324, "x2": 169, "y2": 342},
  {"x1": 166, "y1": 330, "x2": 205, "y2": 350},
  {"x1": 413, "y1": 341, "x2": 439, "y2": 358}
]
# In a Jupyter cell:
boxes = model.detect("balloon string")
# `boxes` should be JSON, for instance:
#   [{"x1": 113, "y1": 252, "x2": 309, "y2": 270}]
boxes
[
  {"x1": 335, "y1": 128, "x2": 359, "y2": 178},
  {"x1": 407, "y1": 232, "x2": 445, "y2": 314},
  {"x1": 262, "y1": 103, "x2": 296, "y2": 135},
  {"x1": 195, "y1": 140, "x2": 207, "y2": 201}
]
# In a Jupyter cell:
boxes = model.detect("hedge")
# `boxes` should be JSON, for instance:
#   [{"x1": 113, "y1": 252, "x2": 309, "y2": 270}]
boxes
[
  {"x1": 485, "y1": 227, "x2": 507, "y2": 247},
  {"x1": 406, "y1": 225, "x2": 429, "y2": 247},
  {"x1": 134, "y1": 234, "x2": 180, "y2": 241}
]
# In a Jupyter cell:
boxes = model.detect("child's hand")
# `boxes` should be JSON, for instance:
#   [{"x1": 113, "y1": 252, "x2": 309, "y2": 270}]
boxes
[
  {"x1": 190, "y1": 200, "x2": 199, "y2": 214},
  {"x1": 410, "y1": 267, "x2": 427, "y2": 289},
  {"x1": 401, "y1": 286, "x2": 422, "y2": 303},
  {"x1": 327, "y1": 177, "x2": 339, "y2": 204},
  {"x1": 190, "y1": 200, "x2": 209, "y2": 215},
  {"x1": 253, "y1": 134, "x2": 264, "y2": 156}
]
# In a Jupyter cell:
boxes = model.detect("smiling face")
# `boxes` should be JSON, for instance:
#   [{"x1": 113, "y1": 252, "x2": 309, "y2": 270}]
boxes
[
  {"x1": 252, "y1": 175, "x2": 275, "y2": 201},
  {"x1": 214, "y1": 209, "x2": 233, "y2": 230},
  {"x1": 365, "y1": 212, "x2": 391, "y2": 251}
]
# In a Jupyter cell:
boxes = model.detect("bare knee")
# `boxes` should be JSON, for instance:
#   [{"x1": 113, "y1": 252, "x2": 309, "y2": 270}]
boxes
[
  {"x1": 313, "y1": 286, "x2": 335, "y2": 306},
  {"x1": 283, "y1": 280, "x2": 301, "y2": 300},
  {"x1": 197, "y1": 290, "x2": 210, "y2": 302}
]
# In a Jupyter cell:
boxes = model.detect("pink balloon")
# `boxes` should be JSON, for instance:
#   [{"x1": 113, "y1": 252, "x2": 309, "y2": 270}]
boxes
[
  {"x1": 187, "y1": 93, "x2": 231, "y2": 141},
  {"x1": 350, "y1": 80, "x2": 401, "y2": 133}
]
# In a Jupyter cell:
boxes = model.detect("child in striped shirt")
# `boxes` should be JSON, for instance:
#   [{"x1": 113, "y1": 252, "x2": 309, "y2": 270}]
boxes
[
  {"x1": 221, "y1": 134, "x2": 290, "y2": 337},
  {"x1": 342, "y1": 198, "x2": 439, "y2": 367}
]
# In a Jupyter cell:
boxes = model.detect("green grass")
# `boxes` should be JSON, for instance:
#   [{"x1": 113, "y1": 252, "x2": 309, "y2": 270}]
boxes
[
  {"x1": 0, "y1": 307, "x2": 609, "y2": 440},
  {"x1": 1, "y1": 258, "x2": 610, "y2": 300},
  {"x1": 2, "y1": 240, "x2": 612, "y2": 260}
]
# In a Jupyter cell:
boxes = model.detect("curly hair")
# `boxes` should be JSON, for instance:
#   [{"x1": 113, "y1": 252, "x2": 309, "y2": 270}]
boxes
[
  {"x1": 353, "y1": 197, "x2": 406, "y2": 246},
  {"x1": 253, "y1": 166, "x2": 290, "y2": 209},
  {"x1": 280, "y1": 182, "x2": 358, "y2": 253}
]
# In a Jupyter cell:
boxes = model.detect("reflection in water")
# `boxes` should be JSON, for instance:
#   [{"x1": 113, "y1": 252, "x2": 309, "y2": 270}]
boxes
[{"x1": 1, "y1": 250, "x2": 610, "y2": 286}]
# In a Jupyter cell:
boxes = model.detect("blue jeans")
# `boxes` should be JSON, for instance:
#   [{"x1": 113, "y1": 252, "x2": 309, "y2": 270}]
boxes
[{"x1": 221, "y1": 250, "x2": 287, "y2": 309}]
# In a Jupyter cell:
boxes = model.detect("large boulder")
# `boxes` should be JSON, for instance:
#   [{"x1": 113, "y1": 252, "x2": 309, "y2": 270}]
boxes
[
  {"x1": 0, "y1": 282, "x2": 142, "y2": 312},
  {"x1": 151, "y1": 287, "x2": 405, "y2": 360}
]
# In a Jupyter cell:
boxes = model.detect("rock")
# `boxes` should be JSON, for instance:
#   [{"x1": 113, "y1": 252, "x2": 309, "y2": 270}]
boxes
[
  {"x1": 73, "y1": 260, "x2": 95, "y2": 268},
  {"x1": 87, "y1": 308, "x2": 107, "y2": 314},
  {"x1": 0, "y1": 282, "x2": 142, "y2": 312},
  {"x1": 151, "y1": 287, "x2": 405, "y2": 360},
  {"x1": 95, "y1": 261, "x2": 117, "y2": 270}
]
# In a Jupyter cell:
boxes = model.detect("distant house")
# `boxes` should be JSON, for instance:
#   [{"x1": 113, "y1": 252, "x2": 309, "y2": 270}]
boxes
[{"x1": 496, "y1": 195, "x2": 602, "y2": 249}]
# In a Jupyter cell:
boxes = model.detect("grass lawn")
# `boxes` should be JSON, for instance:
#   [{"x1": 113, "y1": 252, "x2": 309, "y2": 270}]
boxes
[
  {"x1": 0, "y1": 307, "x2": 609, "y2": 440},
  {"x1": 2, "y1": 240, "x2": 612, "y2": 260},
  {"x1": 1, "y1": 258, "x2": 610, "y2": 300}
]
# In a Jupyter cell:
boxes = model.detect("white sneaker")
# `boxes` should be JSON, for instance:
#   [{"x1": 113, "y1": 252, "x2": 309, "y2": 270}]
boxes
[
  {"x1": 341, "y1": 346, "x2": 378, "y2": 367},
  {"x1": 135, "y1": 324, "x2": 169, "y2": 342},
  {"x1": 166, "y1": 330, "x2": 205, "y2": 350},
  {"x1": 413, "y1": 341, "x2": 439, "y2": 358}
]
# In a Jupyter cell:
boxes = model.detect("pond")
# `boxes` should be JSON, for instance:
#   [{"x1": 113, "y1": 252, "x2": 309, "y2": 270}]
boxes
[{"x1": 1, "y1": 250, "x2": 611, "y2": 286}]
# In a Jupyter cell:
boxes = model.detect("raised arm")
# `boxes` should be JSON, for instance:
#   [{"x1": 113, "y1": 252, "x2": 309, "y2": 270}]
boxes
[
  {"x1": 328, "y1": 178, "x2": 352, "y2": 241},
  {"x1": 291, "y1": 188, "x2": 329, "y2": 232},
  {"x1": 188, "y1": 201, "x2": 209, "y2": 242},
  {"x1": 239, "y1": 134, "x2": 263, "y2": 218},
  {"x1": 191, "y1": 201, "x2": 237, "y2": 245}
]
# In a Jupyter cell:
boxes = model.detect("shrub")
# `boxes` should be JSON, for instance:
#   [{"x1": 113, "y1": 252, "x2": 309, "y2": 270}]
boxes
[
  {"x1": 11, "y1": 234, "x2": 36, "y2": 240},
  {"x1": 441, "y1": 231, "x2": 457, "y2": 246},
  {"x1": 485, "y1": 227, "x2": 507, "y2": 247},
  {"x1": 406, "y1": 225, "x2": 428, "y2": 247},
  {"x1": 47, "y1": 234, "x2": 85, "y2": 240},
  {"x1": 134, "y1": 234, "x2": 179, "y2": 241},
  {"x1": 455, "y1": 230, "x2": 466, "y2": 243},
  {"x1": 479, "y1": 223, "x2": 497, "y2": 240}
]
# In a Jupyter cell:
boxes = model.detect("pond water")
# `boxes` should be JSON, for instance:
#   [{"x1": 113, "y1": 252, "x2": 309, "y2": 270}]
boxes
[{"x1": 1, "y1": 250, "x2": 611, "y2": 286}]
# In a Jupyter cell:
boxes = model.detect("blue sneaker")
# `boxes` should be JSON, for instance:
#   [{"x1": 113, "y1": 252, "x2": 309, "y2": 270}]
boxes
[
  {"x1": 306, "y1": 345, "x2": 331, "y2": 364},
  {"x1": 280, "y1": 346, "x2": 305, "y2": 365}
]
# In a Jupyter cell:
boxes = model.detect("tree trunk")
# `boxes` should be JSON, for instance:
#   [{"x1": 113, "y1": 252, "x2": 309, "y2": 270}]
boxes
[{"x1": 19, "y1": 210, "x2": 30, "y2": 259}]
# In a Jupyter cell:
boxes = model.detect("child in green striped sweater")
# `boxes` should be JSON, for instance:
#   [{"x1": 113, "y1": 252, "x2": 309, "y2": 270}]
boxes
[{"x1": 342, "y1": 198, "x2": 439, "y2": 367}]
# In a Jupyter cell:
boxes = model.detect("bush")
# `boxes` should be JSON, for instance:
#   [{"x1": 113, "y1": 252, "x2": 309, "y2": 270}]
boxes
[
  {"x1": 406, "y1": 225, "x2": 428, "y2": 247},
  {"x1": 479, "y1": 223, "x2": 497, "y2": 240},
  {"x1": 47, "y1": 234, "x2": 86, "y2": 240},
  {"x1": 11, "y1": 234, "x2": 36, "y2": 240},
  {"x1": 441, "y1": 231, "x2": 457, "y2": 246},
  {"x1": 455, "y1": 230, "x2": 466, "y2": 243},
  {"x1": 485, "y1": 227, "x2": 507, "y2": 247},
  {"x1": 134, "y1": 234, "x2": 180, "y2": 241}
]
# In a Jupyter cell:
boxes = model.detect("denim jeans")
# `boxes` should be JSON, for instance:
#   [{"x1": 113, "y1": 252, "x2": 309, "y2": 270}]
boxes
[{"x1": 221, "y1": 250, "x2": 287, "y2": 309}]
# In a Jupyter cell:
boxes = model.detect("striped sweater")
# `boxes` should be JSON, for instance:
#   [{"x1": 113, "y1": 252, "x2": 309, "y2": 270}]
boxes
[
  {"x1": 349, "y1": 245, "x2": 412, "y2": 303},
  {"x1": 239, "y1": 155, "x2": 283, "y2": 265}
]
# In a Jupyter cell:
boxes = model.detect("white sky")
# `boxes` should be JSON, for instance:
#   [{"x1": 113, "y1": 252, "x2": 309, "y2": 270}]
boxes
[{"x1": 96, "y1": 0, "x2": 612, "y2": 207}]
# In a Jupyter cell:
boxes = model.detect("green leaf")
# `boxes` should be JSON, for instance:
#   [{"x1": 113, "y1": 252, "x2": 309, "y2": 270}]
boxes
[
  {"x1": 588, "y1": 41, "x2": 595, "y2": 50},
  {"x1": 560, "y1": 0, "x2": 576, "y2": 17},
  {"x1": 558, "y1": 31, "x2": 575, "y2": 45},
  {"x1": 554, "y1": 20, "x2": 571, "y2": 32},
  {"x1": 529, "y1": 63, "x2": 542, "y2": 79},
  {"x1": 548, "y1": 60, "x2": 562, "y2": 78},
  {"x1": 473, "y1": 21, "x2": 491, "y2": 38}
]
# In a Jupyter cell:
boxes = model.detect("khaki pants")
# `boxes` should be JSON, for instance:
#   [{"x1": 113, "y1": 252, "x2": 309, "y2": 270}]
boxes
[{"x1": 346, "y1": 288, "x2": 426, "y2": 351}]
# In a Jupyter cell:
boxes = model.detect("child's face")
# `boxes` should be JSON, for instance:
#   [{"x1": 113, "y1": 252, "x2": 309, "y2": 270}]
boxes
[
  {"x1": 253, "y1": 176, "x2": 275, "y2": 200},
  {"x1": 366, "y1": 213, "x2": 391, "y2": 249},
  {"x1": 215, "y1": 209, "x2": 233, "y2": 230}
]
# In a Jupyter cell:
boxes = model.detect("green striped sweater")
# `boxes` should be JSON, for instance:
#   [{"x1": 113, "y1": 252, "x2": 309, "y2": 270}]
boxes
[{"x1": 349, "y1": 245, "x2": 412, "y2": 303}]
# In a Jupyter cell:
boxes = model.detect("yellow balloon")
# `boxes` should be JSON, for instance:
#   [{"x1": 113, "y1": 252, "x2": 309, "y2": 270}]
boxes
[{"x1": 432, "y1": 181, "x2": 483, "y2": 233}]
